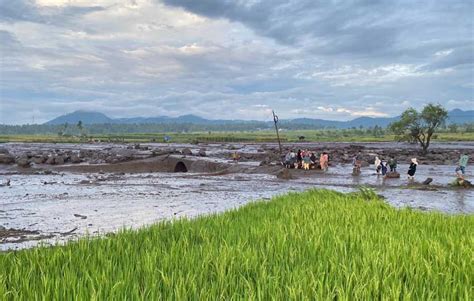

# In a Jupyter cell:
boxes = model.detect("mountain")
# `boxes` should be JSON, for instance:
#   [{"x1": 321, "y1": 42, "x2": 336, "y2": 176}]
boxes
[
  {"x1": 346, "y1": 116, "x2": 400, "y2": 128},
  {"x1": 447, "y1": 109, "x2": 474, "y2": 125},
  {"x1": 45, "y1": 109, "x2": 473, "y2": 128},
  {"x1": 46, "y1": 111, "x2": 113, "y2": 125}
]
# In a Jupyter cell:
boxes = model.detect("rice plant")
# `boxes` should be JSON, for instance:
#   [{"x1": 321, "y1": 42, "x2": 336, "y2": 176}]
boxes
[{"x1": 1, "y1": 189, "x2": 472, "y2": 300}]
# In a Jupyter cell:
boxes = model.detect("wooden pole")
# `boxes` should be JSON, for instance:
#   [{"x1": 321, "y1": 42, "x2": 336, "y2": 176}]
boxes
[{"x1": 272, "y1": 110, "x2": 283, "y2": 156}]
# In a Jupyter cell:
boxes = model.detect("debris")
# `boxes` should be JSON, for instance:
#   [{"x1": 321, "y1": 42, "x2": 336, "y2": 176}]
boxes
[
  {"x1": 276, "y1": 169, "x2": 294, "y2": 180},
  {"x1": 422, "y1": 178, "x2": 433, "y2": 185},
  {"x1": 385, "y1": 172, "x2": 400, "y2": 179},
  {"x1": 450, "y1": 178, "x2": 473, "y2": 188}
]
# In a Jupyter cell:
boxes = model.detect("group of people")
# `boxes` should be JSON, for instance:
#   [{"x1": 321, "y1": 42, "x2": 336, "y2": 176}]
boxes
[
  {"x1": 284, "y1": 150, "x2": 329, "y2": 171},
  {"x1": 373, "y1": 156, "x2": 418, "y2": 179},
  {"x1": 284, "y1": 149, "x2": 470, "y2": 181}
]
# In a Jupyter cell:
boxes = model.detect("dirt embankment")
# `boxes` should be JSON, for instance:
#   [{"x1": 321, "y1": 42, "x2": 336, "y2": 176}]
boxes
[{"x1": 1, "y1": 142, "x2": 472, "y2": 175}]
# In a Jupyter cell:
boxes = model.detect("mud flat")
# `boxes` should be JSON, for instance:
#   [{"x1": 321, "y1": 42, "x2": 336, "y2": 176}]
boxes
[{"x1": 1, "y1": 142, "x2": 473, "y2": 250}]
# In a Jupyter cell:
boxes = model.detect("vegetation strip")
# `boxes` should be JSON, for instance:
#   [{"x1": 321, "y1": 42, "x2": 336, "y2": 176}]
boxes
[
  {"x1": 1, "y1": 189, "x2": 473, "y2": 299},
  {"x1": 1, "y1": 130, "x2": 474, "y2": 144}
]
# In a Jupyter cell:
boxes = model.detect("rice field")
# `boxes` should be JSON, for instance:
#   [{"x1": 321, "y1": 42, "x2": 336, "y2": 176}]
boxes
[
  {"x1": 1, "y1": 189, "x2": 473, "y2": 300},
  {"x1": 1, "y1": 130, "x2": 473, "y2": 144}
]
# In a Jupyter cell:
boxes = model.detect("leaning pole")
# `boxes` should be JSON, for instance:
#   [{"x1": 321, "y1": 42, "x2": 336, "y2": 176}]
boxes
[{"x1": 272, "y1": 110, "x2": 283, "y2": 158}]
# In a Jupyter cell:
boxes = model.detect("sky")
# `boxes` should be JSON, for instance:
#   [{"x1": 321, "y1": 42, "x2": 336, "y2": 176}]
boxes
[{"x1": 0, "y1": 0, "x2": 473, "y2": 124}]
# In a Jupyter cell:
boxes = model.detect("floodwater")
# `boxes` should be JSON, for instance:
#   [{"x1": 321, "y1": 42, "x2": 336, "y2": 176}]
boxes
[{"x1": 1, "y1": 142, "x2": 473, "y2": 250}]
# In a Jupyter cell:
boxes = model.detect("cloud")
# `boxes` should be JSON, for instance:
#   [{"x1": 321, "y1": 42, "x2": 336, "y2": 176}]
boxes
[{"x1": 0, "y1": 0, "x2": 472, "y2": 124}]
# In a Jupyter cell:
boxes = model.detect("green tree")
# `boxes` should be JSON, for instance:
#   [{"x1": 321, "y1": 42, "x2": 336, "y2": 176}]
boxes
[
  {"x1": 447, "y1": 123, "x2": 458, "y2": 133},
  {"x1": 77, "y1": 120, "x2": 84, "y2": 137},
  {"x1": 389, "y1": 104, "x2": 448, "y2": 153}
]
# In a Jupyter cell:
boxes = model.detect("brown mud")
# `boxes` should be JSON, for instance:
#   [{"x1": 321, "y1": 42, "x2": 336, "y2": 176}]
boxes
[{"x1": 1, "y1": 142, "x2": 472, "y2": 250}]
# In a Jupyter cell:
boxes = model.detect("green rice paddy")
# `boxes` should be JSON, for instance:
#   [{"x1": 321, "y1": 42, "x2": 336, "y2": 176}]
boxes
[{"x1": 1, "y1": 189, "x2": 473, "y2": 300}]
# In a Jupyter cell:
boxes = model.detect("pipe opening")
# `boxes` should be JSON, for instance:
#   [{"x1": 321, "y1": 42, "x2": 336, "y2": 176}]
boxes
[{"x1": 174, "y1": 161, "x2": 188, "y2": 173}]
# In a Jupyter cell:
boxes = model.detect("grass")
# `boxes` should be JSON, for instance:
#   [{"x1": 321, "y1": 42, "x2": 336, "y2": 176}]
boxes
[
  {"x1": 1, "y1": 189, "x2": 473, "y2": 300},
  {"x1": 1, "y1": 130, "x2": 473, "y2": 144}
]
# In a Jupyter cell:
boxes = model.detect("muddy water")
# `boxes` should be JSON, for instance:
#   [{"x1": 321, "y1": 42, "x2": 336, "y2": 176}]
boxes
[{"x1": 1, "y1": 142, "x2": 473, "y2": 250}]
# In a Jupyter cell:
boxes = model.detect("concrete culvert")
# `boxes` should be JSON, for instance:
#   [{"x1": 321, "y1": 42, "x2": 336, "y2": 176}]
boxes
[{"x1": 174, "y1": 161, "x2": 188, "y2": 173}]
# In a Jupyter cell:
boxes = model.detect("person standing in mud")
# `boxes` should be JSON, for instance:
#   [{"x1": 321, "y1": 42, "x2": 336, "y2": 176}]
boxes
[
  {"x1": 381, "y1": 159, "x2": 388, "y2": 176},
  {"x1": 296, "y1": 149, "x2": 302, "y2": 169},
  {"x1": 407, "y1": 158, "x2": 418, "y2": 180},
  {"x1": 320, "y1": 152, "x2": 329, "y2": 172},
  {"x1": 388, "y1": 157, "x2": 397, "y2": 172},
  {"x1": 353, "y1": 153, "x2": 362, "y2": 168},
  {"x1": 352, "y1": 153, "x2": 362, "y2": 175},
  {"x1": 284, "y1": 151, "x2": 292, "y2": 168},
  {"x1": 455, "y1": 154, "x2": 469, "y2": 180},
  {"x1": 302, "y1": 152, "x2": 311, "y2": 170},
  {"x1": 232, "y1": 152, "x2": 240, "y2": 162},
  {"x1": 374, "y1": 156, "x2": 381, "y2": 175},
  {"x1": 310, "y1": 152, "x2": 317, "y2": 168}
]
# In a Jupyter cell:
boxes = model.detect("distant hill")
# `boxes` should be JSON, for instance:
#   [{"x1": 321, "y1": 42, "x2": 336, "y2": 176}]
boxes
[
  {"x1": 447, "y1": 109, "x2": 474, "y2": 125},
  {"x1": 46, "y1": 111, "x2": 113, "y2": 125},
  {"x1": 45, "y1": 109, "x2": 473, "y2": 128}
]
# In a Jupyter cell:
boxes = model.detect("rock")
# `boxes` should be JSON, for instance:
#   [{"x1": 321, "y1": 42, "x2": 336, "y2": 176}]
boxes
[
  {"x1": 70, "y1": 154, "x2": 81, "y2": 164},
  {"x1": 32, "y1": 156, "x2": 46, "y2": 164},
  {"x1": 259, "y1": 158, "x2": 271, "y2": 166},
  {"x1": 105, "y1": 156, "x2": 116, "y2": 164},
  {"x1": 198, "y1": 148, "x2": 207, "y2": 157},
  {"x1": 46, "y1": 156, "x2": 55, "y2": 165},
  {"x1": 422, "y1": 178, "x2": 433, "y2": 185},
  {"x1": 0, "y1": 179, "x2": 10, "y2": 187},
  {"x1": 0, "y1": 154, "x2": 15, "y2": 164},
  {"x1": 54, "y1": 156, "x2": 65, "y2": 165},
  {"x1": 181, "y1": 148, "x2": 193, "y2": 156},
  {"x1": 0, "y1": 148, "x2": 10, "y2": 155},
  {"x1": 385, "y1": 172, "x2": 400, "y2": 178},
  {"x1": 16, "y1": 157, "x2": 31, "y2": 168},
  {"x1": 277, "y1": 169, "x2": 293, "y2": 180},
  {"x1": 73, "y1": 214, "x2": 87, "y2": 219}
]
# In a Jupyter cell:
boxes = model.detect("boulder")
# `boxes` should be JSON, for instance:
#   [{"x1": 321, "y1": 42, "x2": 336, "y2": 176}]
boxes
[
  {"x1": 16, "y1": 157, "x2": 31, "y2": 168},
  {"x1": 181, "y1": 148, "x2": 193, "y2": 156},
  {"x1": 105, "y1": 156, "x2": 117, "y2": 164},
  {"x1": 0, "y1": 154, "x2": 15, "y2": 164},
  {"x1": 276, "y1": 169, "x2": 294, "y2": 180},
  {"x1": 32, "y1": 156, "x2": 46, "y2": 164},
  {"x1": 0, "y1": 148, "x2": 9, "y2": 155},
  {"x1": 70, "y1": 154, "x2": 82, "y2": 164},
  {"x1": 46, "y1": 156, "x2": 55, "y2": 165},
  {"x1": 259, "y1": 158, "x2": 272, "y2": 166},
  {"x1": 198, "y1": 148, "x2": 207, "y2": 157},
  {"x1": 54, "y1": 156, "x2": 65, "y2": 165},
  {"x1": 385, "y1": 172, "x2": 400, "y2": 179}
]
